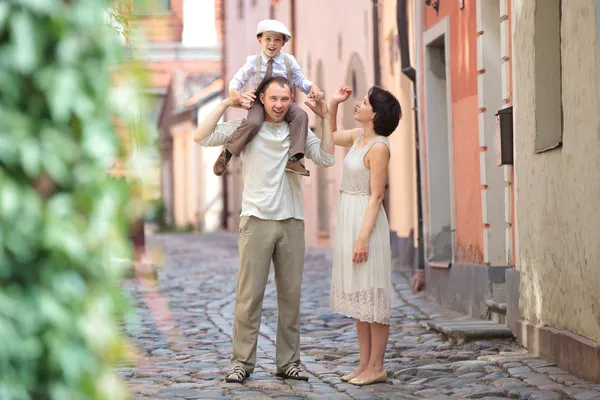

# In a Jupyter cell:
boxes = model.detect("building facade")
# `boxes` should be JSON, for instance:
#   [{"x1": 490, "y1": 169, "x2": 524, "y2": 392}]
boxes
[
  {"x1": 512, "y1": 0, "x2": 600, "y2": 382},
  {"x1": 139, "y1": 0, "x2": 224, "y2": 226},
  {"x1": 379, "y1": 0, "x2": 419, "y2": 266},
  {"x1": 418, "y1": 0, "x2": 516, "y2": 319}
]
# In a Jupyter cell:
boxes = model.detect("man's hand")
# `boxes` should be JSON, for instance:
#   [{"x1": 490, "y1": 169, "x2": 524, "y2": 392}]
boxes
[
  {"x1": 331, "y1": 84, "x2": 353, "y2": 104},
  {"x1": 308, "y1": 84, "x2": 324, "y2": 101},
  {"x1": 223, "y1": 91, "x2": 256, "y2": 110},
  {"x1": 305, "y1": 97, "x2": 328, "y2": 118}
]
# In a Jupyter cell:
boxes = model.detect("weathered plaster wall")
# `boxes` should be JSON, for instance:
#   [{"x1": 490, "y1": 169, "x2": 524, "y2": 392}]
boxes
[{"x1": 513, "y1": 0, "x2": 600, "y2": 342}]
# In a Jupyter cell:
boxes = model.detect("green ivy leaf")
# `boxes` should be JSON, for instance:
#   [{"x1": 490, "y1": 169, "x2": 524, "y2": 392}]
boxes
[
  {"x1": 9, "y1": 10, "x2": 43, "y2": 74},
  {"x1": 20, "y1": 138, "x2": 42, "y2": 178},
  {"x1": 0, "y1": 179, "x2": 20, "y2": 220},
  {"x1": 14, "y1": 0, "x2": 61, "y2": 15},
  {"x1": 0, "y1": 3, "x2": 11, "y2": 34},
  {"x1": 83, "y1": 119, "x2": 118, "y2": 163},
  {"x1": 48, "y1": 68, "x2": 81, "y2": 123}
]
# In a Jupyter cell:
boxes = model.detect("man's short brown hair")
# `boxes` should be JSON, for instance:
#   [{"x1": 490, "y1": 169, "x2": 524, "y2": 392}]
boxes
[{"x1": 257, "y1": 76, "x2": 292, "y2": 96}]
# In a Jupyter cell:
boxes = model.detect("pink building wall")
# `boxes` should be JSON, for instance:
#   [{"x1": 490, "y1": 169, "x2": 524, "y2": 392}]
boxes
[
  {"x1": 293, "y1": 0, "x2": 375, "y2": 249},
  {"x1": 222, "y1": 0, "x2": 293, "y2": 231}
]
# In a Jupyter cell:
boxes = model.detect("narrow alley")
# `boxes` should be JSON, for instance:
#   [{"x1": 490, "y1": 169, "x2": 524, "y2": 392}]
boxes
[{"x1": 118, "y1": 233, "x2": 600, "y2": 399}]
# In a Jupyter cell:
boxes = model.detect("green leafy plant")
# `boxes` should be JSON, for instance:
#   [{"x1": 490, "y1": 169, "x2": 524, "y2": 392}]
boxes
[{"x1": 0, "y1": 0, "x2": 152, "y2": 398}]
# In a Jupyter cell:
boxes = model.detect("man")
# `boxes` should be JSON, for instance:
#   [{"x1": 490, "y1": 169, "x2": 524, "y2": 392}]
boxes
[{"x1": 194, "y1": 76, "x2": 335, "y2": 383}]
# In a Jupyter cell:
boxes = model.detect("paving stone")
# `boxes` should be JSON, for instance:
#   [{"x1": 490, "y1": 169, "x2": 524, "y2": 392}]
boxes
[
  {"x1": 417, "y1": 369, "x2": 447, "y2": 378},
  {"x1": 484, "y1": 365, "x2": 504, "y2": 374},
  {"x1": 528, "y1": 391, "x2": 564, "y2": 400},
  {"x1": 462, "y1": 389, "x2": 508, "y2": 398},
  {"x1": 480, "y1": 372, "x2": 509, "y2": 382},
  {"x1": 551, "y1": 374, "x2": 588, "y2": 386},
  {"x1": 395, "y1": 368, "x2": 418, "y2": 377},
  {"x1": 493, "y1": 378, "x2": 527, "y2": 388},
  {"x1": 455, "y1": 363, "x2": 486, "y2": 375},
  {"x1": 414, "y1": 388, "x2": 445, "y2": 397},
  {"x1": 507, "y1": 388, "x2": 539, "y2": 399},
  {"x1": 535, "y1": 366, "x2": 569, "y2": 375},
  {"x1": 458, "y1": 372, "x2": 485, "y2": 379},
  {"x1": 153, "y1": 388, "x2": 223, "y2": 399},
  {"x1": 503, "y1": 363, "x2": 524, "y2": 368},
  {"x1": 417, "y1": 364, "x2": 455, "y2": 373},
  {"x1": 507, "y1": 366, "x2": 532, "y2": 377},
  {"x1": 572, "y1": 392, "x2": 600, "y2": 400},
  {"x1": 522, "y1": 373, "x2": 556, "y2": 387}
]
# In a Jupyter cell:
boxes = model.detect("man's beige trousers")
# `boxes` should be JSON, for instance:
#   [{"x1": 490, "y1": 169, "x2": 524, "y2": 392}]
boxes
[{"x1": 231, "y1": 216, "x2": 305, "y2": 374}]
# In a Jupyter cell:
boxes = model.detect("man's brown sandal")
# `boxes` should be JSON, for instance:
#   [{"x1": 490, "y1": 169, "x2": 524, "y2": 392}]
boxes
[
  {"x1": 224, "y1": 365, "x2": 248, "y2": 383},
  {"x1": 275, "y1": 364, "x2": 309, "y2": 381}
]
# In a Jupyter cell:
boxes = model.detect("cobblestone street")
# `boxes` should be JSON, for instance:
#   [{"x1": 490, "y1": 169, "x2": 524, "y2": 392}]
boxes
[{"x1": 118, "y1": 233, "x2": 600, "y2": 399}]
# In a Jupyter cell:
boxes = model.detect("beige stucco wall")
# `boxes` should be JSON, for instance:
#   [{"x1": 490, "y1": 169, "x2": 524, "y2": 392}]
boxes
[
  {"x1": 171, "y1": 103, "x2": 224, "y2": 231},
  {"x1": 513, "y1": 0, "x2": 600, "y2": 342},
  {"x1": 380, "y1": 0, "x2": 417, "y2": 243}
]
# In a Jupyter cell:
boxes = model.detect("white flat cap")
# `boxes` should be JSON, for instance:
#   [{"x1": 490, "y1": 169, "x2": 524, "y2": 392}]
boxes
[{"x1": 256, "y1": 19, "x2": 292, "y2": 42}]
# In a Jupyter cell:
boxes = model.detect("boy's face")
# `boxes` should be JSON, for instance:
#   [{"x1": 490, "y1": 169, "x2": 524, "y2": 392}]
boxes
[{"x1": 258, "y1": 32, "x2": 285, "y2": 58}]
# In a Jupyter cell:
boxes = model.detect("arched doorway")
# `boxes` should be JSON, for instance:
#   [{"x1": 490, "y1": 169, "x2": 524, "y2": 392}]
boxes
[{"x1": 342, "y1": 53, "x2": 368, "y2": 154}]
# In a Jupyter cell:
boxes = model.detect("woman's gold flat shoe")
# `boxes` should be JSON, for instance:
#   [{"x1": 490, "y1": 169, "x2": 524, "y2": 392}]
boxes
[
  {"x1": 348, "y1": 371, "x2": 388, "y2": 386},
  {"x1": 340, "y1": 374, "x2": 355, "y2": 382}
]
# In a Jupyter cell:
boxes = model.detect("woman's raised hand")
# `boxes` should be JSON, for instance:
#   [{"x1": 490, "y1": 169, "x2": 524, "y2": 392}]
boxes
[{"x1": 331, "y1": 84, "x2": 353, "y2": 104}]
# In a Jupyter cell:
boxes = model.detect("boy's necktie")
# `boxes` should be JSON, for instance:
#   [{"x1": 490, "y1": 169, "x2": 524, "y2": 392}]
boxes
[{"x1": 264, "y1": 58, "x2": 274, "y2": 81}]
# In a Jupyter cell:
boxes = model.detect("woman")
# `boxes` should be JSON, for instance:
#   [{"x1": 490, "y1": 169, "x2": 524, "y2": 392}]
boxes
[{"x1": 329, "y1": 84, "x2": 401, "y2": 386}]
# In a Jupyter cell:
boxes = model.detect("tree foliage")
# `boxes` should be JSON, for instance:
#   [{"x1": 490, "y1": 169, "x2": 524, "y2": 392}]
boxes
[{"x1": 0, "y1": 0, "x2": 150, "y2": 398}]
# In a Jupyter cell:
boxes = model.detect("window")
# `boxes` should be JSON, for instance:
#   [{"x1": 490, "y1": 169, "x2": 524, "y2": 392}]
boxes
[
  {"x1": 351, "y1": 70, "x2": 358, "y2": 97},
  {"x1": 134, "y1": 0, "x2": 170, "y2": 12},
  {"x1": 252, "y1": 0, "x2": 257, "y2": 5},
  {"x1": 533, "y1": 0, "x2": 562, "y2": 153}
]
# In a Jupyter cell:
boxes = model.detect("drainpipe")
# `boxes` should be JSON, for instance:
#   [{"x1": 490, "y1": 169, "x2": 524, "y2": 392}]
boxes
[
  {"x1": 290, "y1": 0, "x2": 296, "y2": 55},
  {"x1": 220, "y1": 0, "x2": 229, "y2": 230},
  {"x1": 372, "y1": 0, "x2": 382, "y2": 86},
  {"x1": 397, "y1": 0, "x2": 425, "y2": 273},
  {"x1": 289, "y1": 0, "x2": 299, "y2": 100}
]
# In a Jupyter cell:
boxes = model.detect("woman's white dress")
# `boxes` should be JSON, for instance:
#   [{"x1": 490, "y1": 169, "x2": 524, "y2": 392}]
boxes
[{"x1": 330, "y1": 134, "x2": 392, "y2": 325}]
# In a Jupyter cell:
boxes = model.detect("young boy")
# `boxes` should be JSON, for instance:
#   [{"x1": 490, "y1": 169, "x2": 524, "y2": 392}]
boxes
[{"x1": 213, "y1": 19, "x2": 323, "y2": 177}]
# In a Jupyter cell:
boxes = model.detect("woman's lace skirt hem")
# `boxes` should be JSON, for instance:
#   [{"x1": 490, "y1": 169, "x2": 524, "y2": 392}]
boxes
[{"x1": 330, "y1": 288, "x2": 391, "y2": 325}]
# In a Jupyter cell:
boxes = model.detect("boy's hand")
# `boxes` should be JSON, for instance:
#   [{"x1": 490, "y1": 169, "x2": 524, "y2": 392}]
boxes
[
  {"x1": 305, "y1": 97, "x2": 328, "y2": 118},
  {"x1": 239, "y1": 91, "x2": 256, "y2": 110},
  {"x1": 308, "y1": 84, "x2": 324, "y2": 101},
  {"x1": 229, "y1": 89, "x2": 243, "y2": 106}
]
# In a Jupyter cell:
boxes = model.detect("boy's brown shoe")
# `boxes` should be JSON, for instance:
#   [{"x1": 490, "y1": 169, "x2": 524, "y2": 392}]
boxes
[
  {"x1": 213, "y1": 149, "x2": 233, "y2": 176},
  {"x1": 285, "y1": 160, "x2": 310, "y2": 177}
]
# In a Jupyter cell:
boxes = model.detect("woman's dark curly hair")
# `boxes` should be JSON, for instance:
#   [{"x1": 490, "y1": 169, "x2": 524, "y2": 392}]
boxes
[{"x1": 368, "y1": 86, "x2": 401, "y2": 137}]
